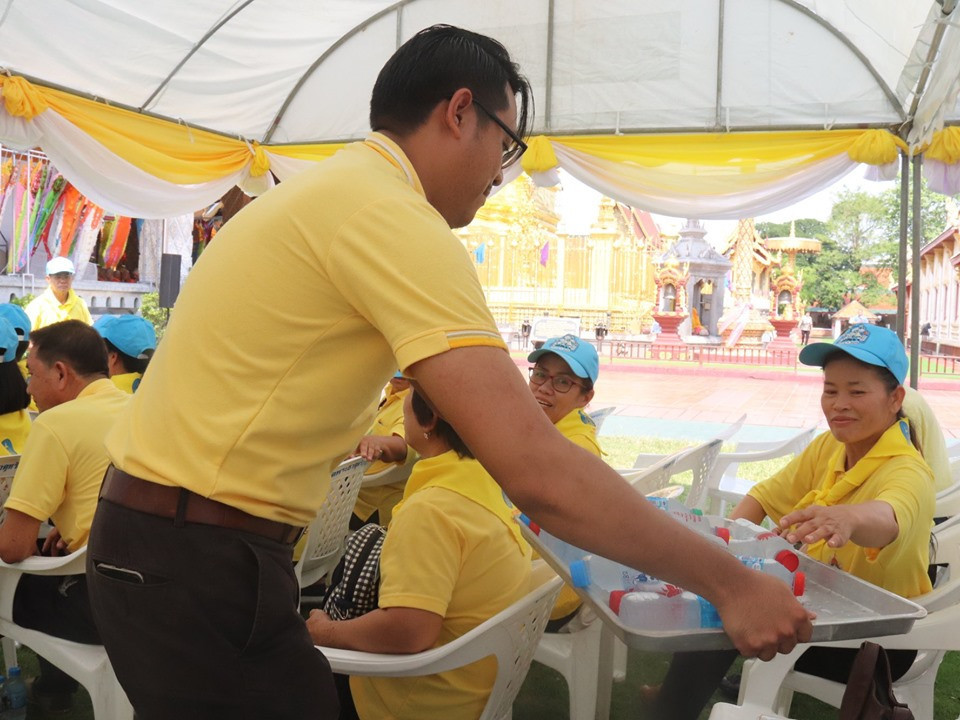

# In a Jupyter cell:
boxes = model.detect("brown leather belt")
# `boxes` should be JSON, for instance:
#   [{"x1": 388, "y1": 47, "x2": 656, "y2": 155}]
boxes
[{"x1": 100, "y1": 466, "x2": 304, "y2": 545}]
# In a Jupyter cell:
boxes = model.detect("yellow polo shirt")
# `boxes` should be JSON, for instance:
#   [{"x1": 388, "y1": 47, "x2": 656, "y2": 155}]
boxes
[
  {"x1": 550, "y1": 407, "x2": 602, "y2": 620},
  {"x1": 25, "y1": 288, "x2": 92, "y2": 329},
  {"x1": 0, "y1": 410, "x2": 31, "y2": 455},
  {"x1": 110, "y1": 372, "x2": 143, "y2": 395},
  {"x1": 5, "y1": 379, "x2": 129, "y2": 552},
  {"x1": 104, "y1": 133, "x2": 505, "y2": 526},
  {"x1": 354, "y1": 387, "x2": 414, "y2": 526},
  {"x1": 352, "y1": 451, "x2": 531, "y2": 720},
  {"x1": 748, "y1": 423, "x2": 934, "y2": 598}
]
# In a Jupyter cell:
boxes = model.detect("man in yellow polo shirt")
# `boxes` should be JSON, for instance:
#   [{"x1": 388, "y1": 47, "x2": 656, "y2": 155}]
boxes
[
  {"x1": 86, "y1": 25, "x2": 811, "y2": 720},
  {"x1": 25, "y1": 257, "x2": 92, "y2": 330},
  {"x1": 0, "y1": 320, "x2": 128, "y2": 713}
]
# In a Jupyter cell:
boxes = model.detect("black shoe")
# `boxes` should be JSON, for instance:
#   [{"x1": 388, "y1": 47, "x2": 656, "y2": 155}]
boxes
[
  {"x1": 718, "y1": 673, "x2": 741, "y2": 700},
  {"x1": 27, "y1": 677, "x2": 75, "y2": 715}
]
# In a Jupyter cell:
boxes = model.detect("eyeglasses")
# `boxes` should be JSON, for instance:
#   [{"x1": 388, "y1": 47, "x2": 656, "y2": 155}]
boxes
[
  {"x1": 529, "y1": 367, "x2": 585, "y2": 394},
  {"x1": 472, "y1": 97, "x2": 527, "y2": 169}
]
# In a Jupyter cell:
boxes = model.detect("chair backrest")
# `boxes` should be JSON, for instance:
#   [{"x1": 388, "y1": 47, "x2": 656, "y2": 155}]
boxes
[
  {"x1": 587, "y1": 406, "x2": 617, "y2": 432},
  {"x1": 0, "y1": 455, "x2": 21, "y2": 526},
  {"x1": 714, "y1": 413, "x2": 747, "y2": 442},
  {"x1": 620, "y1": 448, "x2": 687, "y2": 495},
  {"x1": 296, "y1": 456, "x2": 369, "y2": 588},
  {"x1": 474, "y1": 563, "x2": 564, "y2": 720},
  {"x1": 670, "y1": 438, "x2": 723, "y2": 496}
]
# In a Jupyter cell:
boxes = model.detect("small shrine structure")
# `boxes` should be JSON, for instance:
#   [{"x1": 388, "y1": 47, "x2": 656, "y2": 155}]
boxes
[
  {"x1": 653, "y1": 219, "x2": 731, "y2": 340},
  {"x1": 763, "y1": 221, "x2": 822, "y2": 349},
  {"x1": 719, "y1": 219, "x2": 775, "y2": 347}
]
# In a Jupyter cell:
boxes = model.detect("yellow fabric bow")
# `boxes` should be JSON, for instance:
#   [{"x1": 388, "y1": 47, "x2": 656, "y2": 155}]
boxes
[{"x1": 0, "y1": 76, "x2": 49, "y2": 120}]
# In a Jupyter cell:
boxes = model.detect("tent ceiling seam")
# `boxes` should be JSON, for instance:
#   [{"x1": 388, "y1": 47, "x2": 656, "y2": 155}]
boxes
[
  {"x1": 902, "y1": 5, "x2": 955, "y2": 142},
  {"x1": 262, "y1": 0, "x2": 413, "y2": 144},
  {"x1": 774, "y1": 0, "x2": 905, "y2": 124},
  {"x1": 138, "y1": 0, "x2": 257, "y2": 113},
  {"x1": 715, "y1": 0, "x2": 726, "y2": 130}
]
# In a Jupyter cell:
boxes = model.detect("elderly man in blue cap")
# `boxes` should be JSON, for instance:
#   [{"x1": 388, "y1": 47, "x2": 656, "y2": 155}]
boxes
[
  {"x1": 93, "y1": 315, "x2": 157, "y2": 394},
  {"x1": 26, "y1": 257, "x2": 92, "y2": 330}
]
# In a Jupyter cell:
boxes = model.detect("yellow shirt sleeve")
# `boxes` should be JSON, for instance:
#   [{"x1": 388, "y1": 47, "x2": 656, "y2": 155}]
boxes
[
  {"x1": 326, "y1": 199, "x2": 505, "y2": 372},
  {"x1": 748, "y1": 432, "x2": 833, "y2": 524},
  {"x1": 5, "y1": 419, "x2": 68, "y2": 522},
  {"x1": 378, "y1": 490, "x2": 463, "y2": 617}
]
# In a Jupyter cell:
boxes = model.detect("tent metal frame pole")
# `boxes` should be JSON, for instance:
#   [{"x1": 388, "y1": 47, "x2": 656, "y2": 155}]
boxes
[
  {"x1": 896, "y1": 151, "x2": 909, "y2": 343},
  {"x1": 909, "y1": 154, "x2": 923, "y2": 389},
  {"x1": 714, "y1": 0, "x2": 725, "y2": 129},
  {"x1": 544, "y1": 0, "x2": 555, "y2": 132}
]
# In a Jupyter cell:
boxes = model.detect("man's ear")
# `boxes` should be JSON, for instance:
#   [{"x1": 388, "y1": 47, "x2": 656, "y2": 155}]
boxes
[
  {"x1": 52, "y1": 360, "x2": 71, "y2": 388},
  {"x1": 444, "y1": 88, "x2": 474, "y2": 138}
]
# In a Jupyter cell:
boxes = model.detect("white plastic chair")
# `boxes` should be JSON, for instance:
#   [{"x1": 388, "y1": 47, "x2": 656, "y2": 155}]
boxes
[
  {"x1": 536, "y1": 440, "x2": 723, "y2": 720},
  {"x1": 737, "y1": 516, "x2": 960, "y2": 720},
  {"x1": 0, "y1": 454, "x2": 20, "y2": 526},
  {"x1": 0, "y1": 548, "x2": 133, "y2": 720},
  {"x1": 296, "y1": 456, "x2": 369, "y2": 590},
  {"x1": 359, "y1": 452, "x2": 415, "y2": 489},
  {"x1": 708, "y1": 701, "x2": 795, "y2": 719},
  {"x1": 587, "y1": 406, "x2": 617, "y2": 433},
  {"x1": 690, "y1": 426, "x2": 816, "y2": 514},
  {"x1": 317, "y1": 562, "x2": 562, "y2": 720},
  {"x1": 625, "y1": 415, "x2": 746, "y2": 473}
]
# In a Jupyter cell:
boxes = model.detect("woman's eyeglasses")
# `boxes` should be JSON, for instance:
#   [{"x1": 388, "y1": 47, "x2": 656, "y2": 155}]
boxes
[
  {"x1": 472, "y1": 97, "x2": 527, "y2": 169},
  {"x1": 528, "y1": 367, "x2": 585, "y2": 394}
]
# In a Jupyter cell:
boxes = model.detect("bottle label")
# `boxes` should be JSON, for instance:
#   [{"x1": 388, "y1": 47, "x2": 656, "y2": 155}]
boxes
[{"x1": 739, "y1": 556, "x2": 764, "y2": 571}]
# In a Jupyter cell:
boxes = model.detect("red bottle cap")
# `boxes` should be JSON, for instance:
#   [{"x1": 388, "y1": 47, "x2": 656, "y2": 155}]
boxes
[
  {"x1": 609, "y1": 590, "x2": 627, "y2": 614},
  {"x1": 774, "y1": 549, "x2": 800, "y2": 572},
  {"x1": 792, "y1": 571, "x2": 806, "y2": 596},
  {"x1": 715, "y1": 527, "x2": 730, "y2": 544},
  {"x1": 529, "y1": 521, "x2": 541, "y2": 535}
]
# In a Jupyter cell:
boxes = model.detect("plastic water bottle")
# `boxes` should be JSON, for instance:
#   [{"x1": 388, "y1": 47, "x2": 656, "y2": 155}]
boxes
[
  {"x1": 0, "y1": 674, "x2": 7, "y2": 719},
  {"x1": 5, "y1": 667, "x2": 26, "y2": 720},
  {"x1": 729, "y1": 533, "x2": 800, "y2": 571},
  {"x1": 516, "y1": 514, "x2": 586, "y2": 565},
  {"x1": 569, "y1": 555, "x2": 685, "y2": 597},
  {"x1": 737, "y1": 555, "x2": 806, "y2": 596},
  {"x1": 610, "y1": 589, "x2": 723, "y2": 630}
]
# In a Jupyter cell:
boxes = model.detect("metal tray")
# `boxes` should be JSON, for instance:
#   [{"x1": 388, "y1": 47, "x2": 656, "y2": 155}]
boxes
[{"x1": 522, "y1": 521, "x2": 926, "y2": 652}]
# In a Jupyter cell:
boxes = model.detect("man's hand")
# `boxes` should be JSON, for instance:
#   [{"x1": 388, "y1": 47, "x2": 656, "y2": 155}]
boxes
[
  {"x1": 41, "y1": 527, "x2": 67, "y2": 556},
  {"x1": 714, "y1": 571, "x2": 815, "y2": 660},
  {"x1": 306, "y1": 608, "x2": 334, "y2": 645}
]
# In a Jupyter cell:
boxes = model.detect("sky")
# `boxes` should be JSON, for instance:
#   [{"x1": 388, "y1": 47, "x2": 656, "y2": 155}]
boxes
[{"x1": 554, "y1": 169, "x2": 898, "y2": 246}]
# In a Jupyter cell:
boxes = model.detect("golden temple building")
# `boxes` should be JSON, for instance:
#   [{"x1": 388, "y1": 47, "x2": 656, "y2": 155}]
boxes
[{"x1": 455, "y1": 176, "x2": 661, "y2": 333}]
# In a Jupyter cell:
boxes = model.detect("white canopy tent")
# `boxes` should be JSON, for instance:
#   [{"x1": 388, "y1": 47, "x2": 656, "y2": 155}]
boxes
[{"x1": 0, "y1": 0, "x2": 957, "y2": 381}]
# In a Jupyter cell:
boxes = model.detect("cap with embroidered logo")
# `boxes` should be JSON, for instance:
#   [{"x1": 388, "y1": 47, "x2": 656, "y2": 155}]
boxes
[
  {"x1": 527, "y1": 334, "x2": 599, "y2": 383},
  {"x1": 798, "y1": 323, "x2": 908, "y2": 384},
  {"x1": 94, "y1": 315, "x2": 157, "y2": 359},
  {"x1": 45, "y1": 256, "x2": 75, "y2": 276}
]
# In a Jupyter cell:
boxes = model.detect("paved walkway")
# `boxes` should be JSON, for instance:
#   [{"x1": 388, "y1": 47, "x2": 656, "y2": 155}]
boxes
[{"x1": 513, "y1": 354, "x2": 960, "y2": 439}]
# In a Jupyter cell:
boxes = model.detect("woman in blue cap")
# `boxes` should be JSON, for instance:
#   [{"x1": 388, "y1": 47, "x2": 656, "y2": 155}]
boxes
[
  {"x1": 0, "y1": 318, "x2": 31, "y2": 454},
  {"x1": 527, "y1": 334, "x2": 602, "y2": 629},
  {"x1": 650, "y1": 324, "x2": 935, "y2": 720}
]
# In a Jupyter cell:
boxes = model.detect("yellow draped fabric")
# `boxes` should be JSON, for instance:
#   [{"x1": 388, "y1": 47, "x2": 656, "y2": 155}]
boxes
[
  {"x1": 927, "y1": 126, "x2": 960, "y2": 164},
  {"x1": 0, "y1": 76, "x2": 49, "y2": 119}
]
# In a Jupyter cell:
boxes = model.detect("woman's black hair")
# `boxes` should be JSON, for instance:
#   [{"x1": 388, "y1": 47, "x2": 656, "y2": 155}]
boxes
[
  {"x1": 822, "y1": 350, "x2": 920, "y2": 451},
  {"x1": 0, "y1": 361, "x2": 29, "y2": 414},
  {"x1": 410, "y1": 390, "x2": 474, "y2": 460}
]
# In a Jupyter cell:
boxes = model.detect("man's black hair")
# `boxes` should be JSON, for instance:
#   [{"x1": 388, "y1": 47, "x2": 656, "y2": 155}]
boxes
[
  {"x1": 370, "y1": 24, "x2": 532, "y2": 146},
  {"x1": 30, "y1": 320, "x2": 108, "y2": 378}
]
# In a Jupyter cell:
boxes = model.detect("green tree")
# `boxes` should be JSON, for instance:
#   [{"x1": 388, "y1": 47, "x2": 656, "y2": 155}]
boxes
[
  {"x1": 873, "y1": 179, "x2": 948, "y2": 275},
  {"x1": 139, "y1": 292, "x2": 171, "y2": 342}
]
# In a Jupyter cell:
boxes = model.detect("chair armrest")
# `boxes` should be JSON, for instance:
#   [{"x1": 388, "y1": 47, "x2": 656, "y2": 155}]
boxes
[
  {"x1": 0, "y1": 548, "x2": 86, "y2": 576},
  {"x1": 318, "y1": 642, "x2": 492, "y2": 677}
]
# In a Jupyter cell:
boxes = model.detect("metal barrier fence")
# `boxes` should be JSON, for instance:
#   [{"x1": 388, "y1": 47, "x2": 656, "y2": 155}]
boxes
[
  {"x1": 920, "y1": 354, "x2": 960, "y2": 376},
  {"x1": 602, "y1": 340, "x2": 798, "y2": 370}
]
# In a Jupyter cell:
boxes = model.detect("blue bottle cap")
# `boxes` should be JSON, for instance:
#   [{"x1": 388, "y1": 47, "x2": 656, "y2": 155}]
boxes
[
  {"x1": 697, "y1": 596, "x2": 723, "y2": 628},
  {"x1": 569, "y1": 559, "x2": 590, "y2": 588},
  {"x1": 8, "y1": 667, "x2": 20, "y2": 677}
]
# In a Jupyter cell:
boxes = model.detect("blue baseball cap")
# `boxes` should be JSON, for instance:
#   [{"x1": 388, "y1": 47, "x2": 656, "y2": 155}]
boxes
[
  {"x1": 94, "y1": 315, "x2": 157, "y2": 359},
  {"x1": 0, "y1": 304, "x2": 30, "y2": 341},
  {"x1": 527, "y1": 334, "x2": 600, "y2": 383},
  {"x1": 0, "y1": 318, "x2": 19, "y2": 363},
  {"x1": 799, "y1": 323, "x2": 907, "y2": 384}
]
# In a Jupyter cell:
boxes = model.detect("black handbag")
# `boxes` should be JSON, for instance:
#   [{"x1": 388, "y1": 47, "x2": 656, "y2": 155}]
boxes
[{"x1": 839, "y1": 641, "x2": 914, "y2": 720}]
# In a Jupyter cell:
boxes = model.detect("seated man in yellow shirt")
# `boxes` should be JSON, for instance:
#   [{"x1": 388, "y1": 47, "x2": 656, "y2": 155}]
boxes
[
  {"x1": 25, "y1": 257, "x2": 92, "y2": 330},
  {"x1": 0, "y1": 320, "x2": 130, "y2": 712},
  {"x1": 93, "y1": 315, "x2": 157, "y2": 394},
  {"x1": 351, "y1": 373, "x2": 416, "y2": 529}
]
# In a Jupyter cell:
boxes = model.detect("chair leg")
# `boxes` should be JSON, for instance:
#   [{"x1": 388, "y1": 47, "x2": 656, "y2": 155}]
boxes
[
  {"x1": 88, "y1": 668, "x2": 134, "y2": 720},
  {"x1": 612, "y1": 637, "x2": 627, "y2": 682},
  {"x1": 568, "y1": 623, "x2": 601, "y2": 720},
  {"x1": 1, "y1": 637, "x2": 16, "y2": 673}
]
